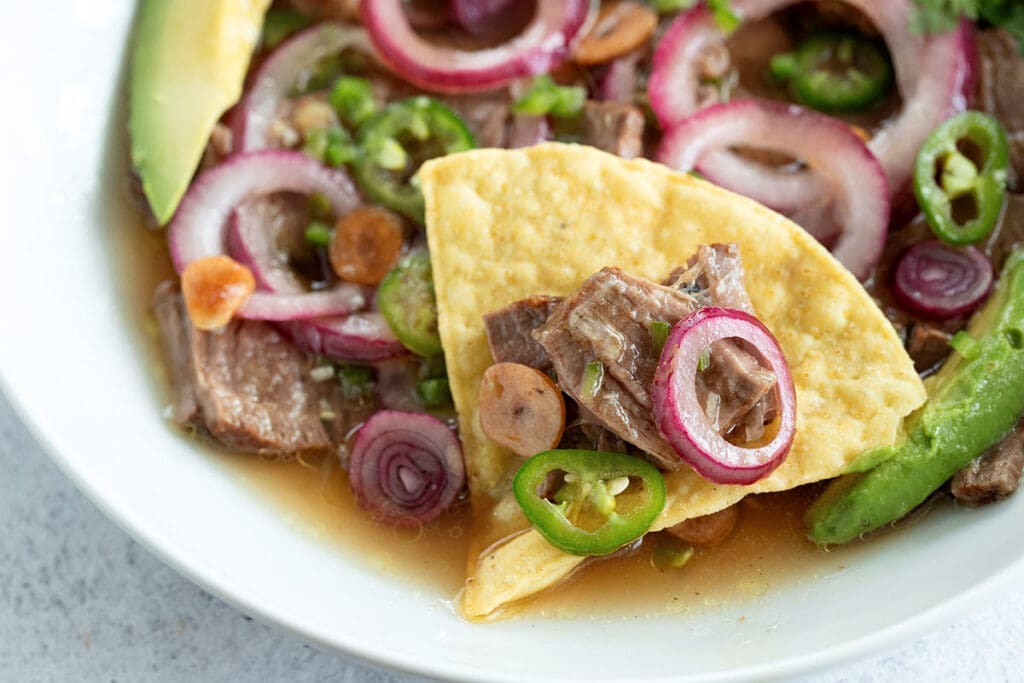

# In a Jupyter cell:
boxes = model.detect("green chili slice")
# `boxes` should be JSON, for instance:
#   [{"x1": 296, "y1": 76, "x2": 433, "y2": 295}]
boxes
[
  {"x1": 513, "y1": 75, "x2": 586, "y2": 118},
  {"x1": 416, "y1": 377, "x2": 451, "y2": 408},
  {"x1": 338, "y1": 365, "x2": 374, "y2": 400},
  {"x1": 582, "y1": 361, "x2": 604, "y2": 400},
  {"x1": 303, "y1": 126, "x2": 356, "y2": 167},
  {"x1": 649, "y1": 320, "x2": 672, "y2": 350},
  {"x1": 304, "y1": 221, "x2": 333, "y2": 248},
  {"x1": 353, "y1": 97, "x2": 476, "y2": 222},
  {"x1": 914, "y1": 111, "x2": 1010, "y2": 246},
  {"x1": 330, "y1": 76, "x2": 377, "y2": 128},
  {"x1": 772, "y1": 33, "x2": 893, "y2": 112},
  {"x1": 513, "y1": 450, "x2": 667, "y2": 556},
  {"x1": 261, "y1": 9, "x2": 312, "y2": 49},
  {"x1": 377, "y1": 252, "x2": 443, "y2": 357}
]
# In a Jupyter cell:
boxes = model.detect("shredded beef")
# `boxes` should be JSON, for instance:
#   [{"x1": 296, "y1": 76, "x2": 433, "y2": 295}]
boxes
[
  {"x1": 152, "y1": 282, "x2": 334, "y2": 454},
  {"x1": 532, "y1": 244, "x2": 777, "y2": 470},
  {"x1": 905, "y1": 323, "x2": 952, "y2": 376},
  {"x1": 667, "y1": 244, "x2": 779, "y2": 437},
  {"x1": 442, "y1": 92, "x2": 513, "y2": 149},
  {"x1": 580, "y1": 101, "x2": 645, "y2": 159},
  {"x1": 976, "y1": 29, "x2": 1024, "y2": 189},
  {"x1": 952, "y1": 416, "x2": 1024, "y2": 507},
  {"x1": 483, "y1": 295, "x2": 563, "y2": 370}
]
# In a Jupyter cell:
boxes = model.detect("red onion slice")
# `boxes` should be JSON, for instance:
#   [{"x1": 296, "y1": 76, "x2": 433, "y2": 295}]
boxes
[
  {"x1": 647, "y1": 0, "x2": 975, "y2": 203},
  {"x1": 658, "y1": 100, "x2": 889, "y2": 280},
  {"x1": 598, "y1": 49, "x2": 642, "y2": 103},
  {"x1": 348, "y1": 410, "x2": 465, "y2": 527},
  {"x1": 652, "y1": 307, "x2": 797, "y2": 485},
  {"x1": 235, "y1": 22, "x2": 372, "y2": 153},
  {"x1": 892, "y1": 241, "x2": 994, "y2": 320},
  {"x1": 169, "y1": 150, "x2": 366, "y2": 321},
  {"x1": 404, "y1": 0, "x2": 452, "y2": 30},
  {"x1": 361, "y1": 0, "x2": 595, "y2": 93},
  {"x1": 228, "y1": 203, "x2": 366, "y2": 321},
  {"x1": 868, "y1": 21, "x2": 976, "y2": 202},
  {"x1": 647, "y1": 3, "x2": 721, "y2": 127},
  {"x1": 281, "y1": 314, "x2": 405, "y2": 362},
  {"x1": 451, "y1": 0, "x2": 521, "y2": 37}
]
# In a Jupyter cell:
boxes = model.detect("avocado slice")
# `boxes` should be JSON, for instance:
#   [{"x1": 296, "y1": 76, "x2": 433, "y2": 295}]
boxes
[
  {"x1": 806, "y1": 248, "x2": 1024, "y2": 544},
  {"x1": 130, "y1": 0, "x2": 271, "y2": 224}
]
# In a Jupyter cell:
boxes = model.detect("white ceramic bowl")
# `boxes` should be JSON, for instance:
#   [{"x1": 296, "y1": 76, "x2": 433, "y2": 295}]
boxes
[{"x1": 3, "y1": 2, "x2": 1024, "y2": 681}]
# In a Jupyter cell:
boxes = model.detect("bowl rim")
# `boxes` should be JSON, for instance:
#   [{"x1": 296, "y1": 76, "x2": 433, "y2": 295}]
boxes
[
  {"x1": 4, "y1": 367, "x2": 1024, "y2": 682},
  {"x1": 5, "y1": 0, "x2": 1024, "y2": 676}
]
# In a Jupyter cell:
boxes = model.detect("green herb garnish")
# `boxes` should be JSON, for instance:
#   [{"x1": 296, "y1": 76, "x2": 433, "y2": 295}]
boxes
[
  {"x1": 912, "y1": 0, "x2": 1024, "y2": 53},
  {"x1": 513, "y1": 75, "x2": 586, "y2": 118},
  {"x1": 649, "y1": 320, "x2": 673, "y2": 350},
  {"x1": 304, "y1": 221, "x2": 333, "y2": 248}
]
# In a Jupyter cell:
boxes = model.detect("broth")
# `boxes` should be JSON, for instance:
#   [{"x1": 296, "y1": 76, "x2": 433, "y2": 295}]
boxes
[{"x1": 115, "y1": 196, "x2": 856, "y2": 619}]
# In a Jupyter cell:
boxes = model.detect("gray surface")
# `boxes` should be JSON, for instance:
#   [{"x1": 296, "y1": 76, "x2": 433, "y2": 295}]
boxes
[{"x1": 1, "y1": 387, "x2": 1022, "y2": 683}]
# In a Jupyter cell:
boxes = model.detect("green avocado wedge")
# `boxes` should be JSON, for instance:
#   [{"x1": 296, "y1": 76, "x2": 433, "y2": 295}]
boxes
[
  {"x1": 806, "y1": 248, "x2": 1024, "y2": 544},
  {"x1": 130, "y1": 0, "x2": 271, "y2": 224}
]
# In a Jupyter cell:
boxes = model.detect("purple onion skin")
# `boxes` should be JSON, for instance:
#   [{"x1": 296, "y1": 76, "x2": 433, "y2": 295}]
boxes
[
  {"x1": 893, "y1": 241, "x2": 994, "y2": 320},
  {"x1": 404, "y1": 0, "x2": 451, "y2": 30},
  {"x1": 451, "y1": 0, "x2": 521, "y2": 36},
  {"x1": 348, "y1": 410, "x2": 465, "y2": 527}
]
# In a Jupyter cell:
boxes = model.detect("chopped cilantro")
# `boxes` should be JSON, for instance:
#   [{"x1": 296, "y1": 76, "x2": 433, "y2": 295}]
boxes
[{"x1": 912, "y1": 0, "x2": 1024, "y2": 53}]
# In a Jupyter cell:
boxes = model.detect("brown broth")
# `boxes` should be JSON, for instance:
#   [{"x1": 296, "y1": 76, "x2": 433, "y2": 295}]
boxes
[
  {"x1": 113, "y1": 196, "x2": 852, "y2": 620},
  {"x1": 491, "y1": 488, "x2": 853, "y2": 621}
]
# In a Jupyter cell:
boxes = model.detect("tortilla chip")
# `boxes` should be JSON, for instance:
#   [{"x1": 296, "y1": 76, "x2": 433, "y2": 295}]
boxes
[{"x1": 420, "y1": 143, "x2": 926, "y2": 619}]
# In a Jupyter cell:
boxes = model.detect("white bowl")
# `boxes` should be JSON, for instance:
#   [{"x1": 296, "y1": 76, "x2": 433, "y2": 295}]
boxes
[{"x1": 3, "y1": 2, "x2": 1023, "y2": 681}]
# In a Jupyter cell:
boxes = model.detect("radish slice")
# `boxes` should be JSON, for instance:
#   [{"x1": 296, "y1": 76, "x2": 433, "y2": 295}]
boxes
[
  {"x1": 169, "y1": 150, "x2": 365, "y2": 321},
  {"x1": 348, "y1": 410, "x2": 466, "y2": 527},
  {"x1": 235, "y1": 22, "x2": 372, "y2": 153},
  {"x1": 892, "y1": 241, "x2": 993, "y2": 320},
  {"x1": 647, "y1": 0, "x2": 975, "y2": 204},
  {"x1": 652, "y1": 307, "x2": 796, "y2": 485},
  {"x1": 361, "y1": 0, "x2": 596, "y2": 93},
  {"x1": 657, "y1": 100, "x2": 889, "y2": 280}
]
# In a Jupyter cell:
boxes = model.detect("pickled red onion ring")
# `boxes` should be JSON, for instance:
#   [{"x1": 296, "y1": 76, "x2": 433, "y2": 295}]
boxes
[
  {"x1": 169, "y1": 150, "x2": 365, "y2": 321},
  {"x1": 348, "y1": 410, "x2": 466, "y2": 526},
  {"x1": 657, "y1": 100, "x2": 889, "y2": 280},
  {"x1": 235, "y1": 23, "x2": 372, "y2": 153},
  {"x1": 652, "y1": 307, "x2": 796, "y2": 485},
  {"x1": 892, "y1": 241, "x2": 993, "y2": 320},
  {"x1": 361, "y1": 0, "x2": 596, "y2": 93},
  {"x1": 647, "y1": 0, "x2": 975, "y2": 204}
]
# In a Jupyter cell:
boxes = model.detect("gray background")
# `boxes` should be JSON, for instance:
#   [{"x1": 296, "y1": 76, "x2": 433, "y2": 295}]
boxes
[{"x1": 2, "y1": 388, "x2": 1022, "y2": 683}]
